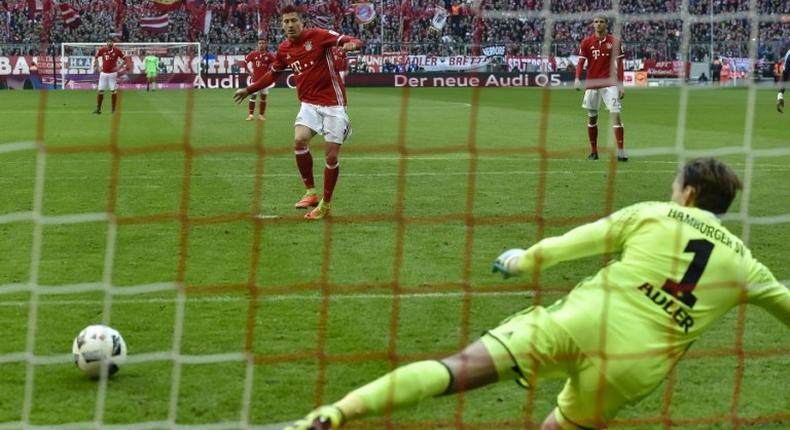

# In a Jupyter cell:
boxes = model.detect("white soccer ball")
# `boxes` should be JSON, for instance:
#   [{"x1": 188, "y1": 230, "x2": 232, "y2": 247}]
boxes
[{"x1": 72, "y1": 325, "x2": 127, "y2": 378}]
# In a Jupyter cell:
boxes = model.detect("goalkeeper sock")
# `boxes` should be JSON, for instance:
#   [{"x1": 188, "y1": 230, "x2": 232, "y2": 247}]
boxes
[
  {"x1": 587, "y1": 124, "x2": 598, "y2": 153},
  {"x1": 333, "y1": 360, "x2": 451, "y2": 421},
  {"x1": 295, "y1": 148, "x2": 315, "y2": 189},
  {"x1": 323, "y1": 162, "x2": 339, "y2": 203},
  {"x1": 614, "y1": 125, "x2": 624, "y2": 149}
]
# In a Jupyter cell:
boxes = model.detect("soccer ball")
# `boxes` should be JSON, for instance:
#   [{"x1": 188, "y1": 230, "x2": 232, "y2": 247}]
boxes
[{"x1": 72, "y1": 325, "x2": 127, "y2": 378}]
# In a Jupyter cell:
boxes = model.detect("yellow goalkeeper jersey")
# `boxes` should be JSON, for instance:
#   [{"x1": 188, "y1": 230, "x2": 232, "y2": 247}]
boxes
[
  {"x1": 144, "y1": 55, "x2": 159, "y2": 73},
  {"x1": 515, "y1": 201, "x2": 790, "y2": 399}
]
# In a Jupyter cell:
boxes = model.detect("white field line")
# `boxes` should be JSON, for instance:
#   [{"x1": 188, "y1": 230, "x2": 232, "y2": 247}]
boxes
[
  {"x1": 1, "y1": 281, "x2": 787, "y2": 308},
  {"x1": 3, "y1": 151, "x2": 790, "y2": 166},
  {"x1": 0, "y1": 141, "x2": 36, "y2": 154},
  {"x1": 1, "y1": 166, "x2": 790, "y2": 184},
  {"x1": 0, "y1": 289, "x2": 536, "y2": 307}
]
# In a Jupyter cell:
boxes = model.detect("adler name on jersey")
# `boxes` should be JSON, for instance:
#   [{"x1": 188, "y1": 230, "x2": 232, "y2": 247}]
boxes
[{"x1": 637, "y1": 283, "x2": 695, "y2": 333}]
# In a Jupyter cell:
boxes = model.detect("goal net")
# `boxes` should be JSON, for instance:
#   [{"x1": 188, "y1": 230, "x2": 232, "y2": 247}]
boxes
[
  {"x1": 60, "y1": 42, "x2": 201, "y2": 90},
  {"x1": 1, "y1": 1, "x2": 788, "y2": 430}
]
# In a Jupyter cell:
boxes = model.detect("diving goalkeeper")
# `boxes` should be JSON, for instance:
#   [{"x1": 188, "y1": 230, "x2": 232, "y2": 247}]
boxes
[{"x1": 282, "y1": 157, "x2": 789, "y2": 430}]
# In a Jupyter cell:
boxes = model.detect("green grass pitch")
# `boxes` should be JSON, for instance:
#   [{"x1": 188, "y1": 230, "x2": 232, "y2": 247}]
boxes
[{"x1": 0, "y1": 86, "x2": 788, "y2": 429}]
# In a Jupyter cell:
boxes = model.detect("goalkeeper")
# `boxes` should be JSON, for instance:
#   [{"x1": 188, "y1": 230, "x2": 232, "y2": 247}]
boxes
[
  {"x1": 777, "y1": 48, "x2": 790, "y2": 112},
  {"x1": 282, "y1": 157, "x2": 789, "y2": 430},
  {"x1": 143, "y1": 51, "x2": 159, "y2": 92}
]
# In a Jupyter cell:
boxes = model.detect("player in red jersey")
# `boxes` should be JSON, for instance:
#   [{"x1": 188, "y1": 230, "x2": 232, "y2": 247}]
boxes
[
  {"x1": 575, "y1": 15, "x2": 627, "y2": 161},
  {"x1": 233, "y1": 5, "x2": 364, "y2": 220},
  {"x1": 244, "y1": 39, "x2": 276, "y2": 121},
  {"x1": 331, "y1": 46, "x2": 348, "y2": 83},
  {"x1": 93, "y1": 39, "x2": 126, "y2": 114}
]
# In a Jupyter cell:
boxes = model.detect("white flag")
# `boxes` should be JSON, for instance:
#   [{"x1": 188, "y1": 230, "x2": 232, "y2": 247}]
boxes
[{"x1": 430, "y1": 7, "x2": 448, "y2": 32}]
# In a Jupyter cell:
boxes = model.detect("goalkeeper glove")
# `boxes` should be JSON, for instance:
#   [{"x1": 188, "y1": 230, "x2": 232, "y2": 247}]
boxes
[
  {"x1": 492, "y1": 248, "x2": 526, "y2": 279},
  {"x1": 282, "y1": 405, "x2": 344, "y2": 430},
  {"x1": 777, "y1": 92, "x2": 784, "y2": 113}
]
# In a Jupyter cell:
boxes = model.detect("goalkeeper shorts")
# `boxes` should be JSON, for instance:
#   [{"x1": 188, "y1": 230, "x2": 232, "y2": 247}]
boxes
[{"x1": 482, "y1": 305, "x2": 630, "y2": 429}]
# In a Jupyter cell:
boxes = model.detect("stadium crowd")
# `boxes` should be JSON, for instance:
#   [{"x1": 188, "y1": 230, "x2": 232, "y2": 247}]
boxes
[{"x1": 1, "y1": 0, "x2": 788, "y2": 62}]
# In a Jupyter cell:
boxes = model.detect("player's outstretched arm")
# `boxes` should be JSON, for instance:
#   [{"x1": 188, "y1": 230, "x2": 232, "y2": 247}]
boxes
[
  {"x1": 233, "y1": 70, "x2": 278, "y2": 103},
  {"x1": 493, "y1": 209, "x2": 634, "y2": 278},
  {"x1": 746, "y1": 262, "x2": 790, "y2": 328},
  {"x1": 339, "y1": 36, "x2": 364, "y2": 52}
]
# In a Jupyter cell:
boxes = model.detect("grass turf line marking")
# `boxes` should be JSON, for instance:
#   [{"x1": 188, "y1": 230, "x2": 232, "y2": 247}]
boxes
[
  {"x1": 0, "y1": 290, "x2": 538, "y2": 307},
  {"x1": 0, "y1": 141, "x2": 36, "y2": 154}
]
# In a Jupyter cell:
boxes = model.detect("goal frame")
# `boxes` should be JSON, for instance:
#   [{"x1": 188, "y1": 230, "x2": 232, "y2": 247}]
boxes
[{"x1": 59, "y1": 42, "x2": 202, "y2": 90}]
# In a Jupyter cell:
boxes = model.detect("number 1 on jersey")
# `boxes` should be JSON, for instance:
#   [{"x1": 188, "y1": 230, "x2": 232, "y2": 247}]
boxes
[{"x1": 661, "y1": 239, "x2": 714, "y2": 308}]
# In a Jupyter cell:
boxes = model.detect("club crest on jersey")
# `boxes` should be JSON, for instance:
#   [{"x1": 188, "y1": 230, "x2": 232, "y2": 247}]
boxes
[
  {"x1": 606, "y1": 43, "x2": 612, "y2": 49},
  {"x1": 305, "y1": 41, "x2": 313, "y2": 51}
]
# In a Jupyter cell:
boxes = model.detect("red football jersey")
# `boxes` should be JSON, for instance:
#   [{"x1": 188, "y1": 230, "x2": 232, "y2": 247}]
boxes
[
  {"x1": 576, "y1": 34, "x2": 624, "y2": 89},
  {"x1": 271, "y1": 28, "x2": 359, "y2": 106},
  {"x1": 245, "y1": 50, "x2": 276, "y2": 80},
  {"x1": 95, "y1": 47, "x2": 125, "y2": 73},
  {"x1": 332, "y1": 47, "x2": 348, "y2": 72}
]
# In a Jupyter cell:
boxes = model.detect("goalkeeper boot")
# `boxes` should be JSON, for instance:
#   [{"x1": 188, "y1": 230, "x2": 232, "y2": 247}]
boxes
[
  {"x1": 282, "y1": 405, "x2": 344, "y2": 430},
  {"x1": 294, "y1": 191, "x2": 319, "y2": 209},
  {"x1": 617, "y1": 149, "x2": 629, "y2": 162},
  {"x1": 586, "y1": 152, "x2": 598, "y2": 160},
  {"x1": 246, "y1": 114, "x2": 254, "y2": 121},
  {"x1": 305, "y1": 200, "x2": 331, "y2": 220}
]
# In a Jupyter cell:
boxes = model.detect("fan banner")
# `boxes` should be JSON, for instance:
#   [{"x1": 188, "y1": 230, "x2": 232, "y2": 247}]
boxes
[
  {"x1": 140, "y1": 13, "x2": 170, "y2": 33},
  {"x1": 353, "y1": 2, "x2": 376, "y2": 24},
  {"x1": 430, "y1": 7, "x2": 447, "y2": 31}
]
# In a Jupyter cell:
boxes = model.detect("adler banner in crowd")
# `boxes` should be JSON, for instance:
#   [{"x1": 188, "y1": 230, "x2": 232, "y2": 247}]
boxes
[{"x1": 356, "y1": 54, "x2": 492, "y2": 72}]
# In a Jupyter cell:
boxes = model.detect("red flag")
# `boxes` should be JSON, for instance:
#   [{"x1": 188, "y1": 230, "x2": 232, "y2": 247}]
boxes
[
  {"x1": 27, "y1": 0, "x2": 43, "y2": 18},
  {"x1": 185, "y1": 0, "x2": 210, "y2": 39},
  {"x1": 150, "y1": 0, "x2": 181, "y2": 12},
  {"x1": 57, "y1": 1, "x2": 81, "y2": 29},
  {"x1": 140, "y1": 13, "x2": 169, "y2": 33},
  {"x1": 113, "y1": 0, "x2": 126, "y2": 37}
]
